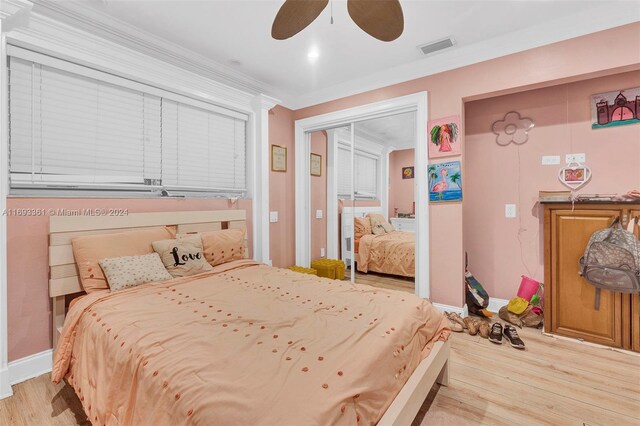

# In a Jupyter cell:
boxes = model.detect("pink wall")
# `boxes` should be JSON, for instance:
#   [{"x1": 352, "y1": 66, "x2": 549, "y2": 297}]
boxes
[
  {"x1": 310, "y1": 131, "x2": 328, "y2": 261},
  {"x1": 6, "y1": 197, "x2": 252, "y2": 361},
  {"x1": 6, "y1": 24, "x2": 640, "y2": 362},
  {"x1": 464, "y1": 70, "x2": 640, "y2": 300},
  {"x1": 268, "y1": 105, "x2": 296, "y2": 268},
  {"x1": 389, "y1": 149, "x2": 415, "y2": 219},
  {"x1": 294, "y1": 23, "x2": 640, "y2": 307}
]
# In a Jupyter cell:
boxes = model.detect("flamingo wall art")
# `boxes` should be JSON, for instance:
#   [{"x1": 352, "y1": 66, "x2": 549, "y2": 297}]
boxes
[
  {"x1": 429, "y1": 161, "x2": 463, "y2": 202},
  {"x1": 428, "y1": 115, "x2": 461, "y2": 159}
]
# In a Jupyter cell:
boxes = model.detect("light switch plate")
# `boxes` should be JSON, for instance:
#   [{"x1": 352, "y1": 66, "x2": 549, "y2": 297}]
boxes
[
  {"x1": 505, "y1": 204, "x2": 517, "y2": 218},
  {"x1": 566, "y1": 153, "x2": 586, "y2": 163},
  {"x1": 315, "y1": 210, "x2": 323, "y2": 219},
  {"x1": 320, "y1": 248, "x2": 325, "y2": 257},
  {"x1": 269, "y1": 211, "x2": 278, "y2": 223},
  {"x1": 541, "y1": 155, "x2": 560, "y2": 165}
]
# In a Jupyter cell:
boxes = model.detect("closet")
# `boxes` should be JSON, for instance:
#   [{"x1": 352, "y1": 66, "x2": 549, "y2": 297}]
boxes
[{"x1": 543, "y1": 201, "x2": 640, "y2": 352}]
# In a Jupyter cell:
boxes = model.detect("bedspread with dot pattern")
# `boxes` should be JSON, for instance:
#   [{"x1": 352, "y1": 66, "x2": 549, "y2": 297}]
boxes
[{"x1": 53, "y1": 259, "x2": 449, "y2": 426}]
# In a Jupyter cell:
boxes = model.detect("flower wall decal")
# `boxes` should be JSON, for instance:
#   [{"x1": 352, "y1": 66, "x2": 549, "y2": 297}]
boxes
[{"x1": 492, "y1": 111, "x2": 534, "y2": 146}]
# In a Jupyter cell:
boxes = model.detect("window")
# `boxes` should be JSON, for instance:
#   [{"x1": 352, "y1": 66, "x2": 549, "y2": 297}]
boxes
[
  {"x1": 337, "y1": 144, "x2": 379, "y2": 199},
  {"x1": 8, "y1": 49, "x2": 248, "y2": 196}
]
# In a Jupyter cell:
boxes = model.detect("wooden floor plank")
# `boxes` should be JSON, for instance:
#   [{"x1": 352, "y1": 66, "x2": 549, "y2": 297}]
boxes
[{"x1": 345, "y1": 269, "x2": 415, "y2": 293}]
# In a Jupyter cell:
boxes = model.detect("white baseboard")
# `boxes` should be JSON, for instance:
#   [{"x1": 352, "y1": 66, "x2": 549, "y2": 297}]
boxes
[
  {"x1": 488, "y1": 297, "x2": 509, "y2": 313},
  {"x1": 6, "y1": 349, "x2": 52, "y2": 391},
  {"x1": 431, "y1": 302, "x2": 464, "y2": 315},
  {"x1": 0, "y1": 367, "x2": 12, "y2": 399}
]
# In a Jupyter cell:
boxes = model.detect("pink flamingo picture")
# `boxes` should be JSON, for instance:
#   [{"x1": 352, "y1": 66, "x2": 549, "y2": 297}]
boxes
[{"x1": 431, "y1": 167, "x2": 449, "y2": 199}]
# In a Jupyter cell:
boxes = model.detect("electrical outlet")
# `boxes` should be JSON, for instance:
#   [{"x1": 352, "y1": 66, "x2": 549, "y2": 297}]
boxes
[
  {"x1": 269, "y1": 211, "x2": 278, "y2": 223},
  {"x1": 566, "y1": 153, "x2": 586, "y2": 163},
  {"x1": 315, "y1": 210, "x2": 323, "y2": 219},
  {"x1": 320, "y1": 248, "x2": 325, "y2": 257},
  {"x1": 541, "y1": 155, "x2": 560, "y2": 165},
  {"x1": 505, "y1": 204, "x2": 517, "y2": 218}
]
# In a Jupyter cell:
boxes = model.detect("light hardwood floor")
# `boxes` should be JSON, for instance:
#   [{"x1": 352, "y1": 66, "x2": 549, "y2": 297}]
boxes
[
  {"x1": 345, "y1": 269, "x2": 415, "y2": 293},
  {"x1": 2, "y1": 327, "x2": 638, "y2": 425}
]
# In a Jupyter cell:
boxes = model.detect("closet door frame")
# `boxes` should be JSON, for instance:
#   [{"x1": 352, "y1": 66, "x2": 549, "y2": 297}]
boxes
[{"x1": 294, "y1": 92, "x2": 430, "y2": 298}]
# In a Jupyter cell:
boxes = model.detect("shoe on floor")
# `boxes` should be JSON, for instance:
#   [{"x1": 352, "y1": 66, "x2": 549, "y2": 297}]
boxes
[
  {"x1": 448, "y1": 318, "x2": 464, "y2": 332},
  {"x1": 503, "y1": 325, "x2": 526, "y2": 349},
  {"x1": 488, "y1": 322, "x2": 503, "y2": 344},
  {"x1": 446, "y1": 312, "x2": 466, "y2": 330},
  {"x1": 463, "y1": 317, "x2": 479, "y2": 336},
  {"x1": 478, "y1": 321, "x2": 490, "y2": 338}
]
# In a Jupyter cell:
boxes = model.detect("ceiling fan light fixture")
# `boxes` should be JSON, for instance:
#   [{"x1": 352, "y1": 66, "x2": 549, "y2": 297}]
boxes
[
  {"x1": 307, "y1": 47, "x2": 320, "y2": 61},
  {"x1": 272, "y1": 0, "x2": 404, "y2": 42}
]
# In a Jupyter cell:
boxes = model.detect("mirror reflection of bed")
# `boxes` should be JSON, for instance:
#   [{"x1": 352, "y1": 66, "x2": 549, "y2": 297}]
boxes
[{"x1": 309, "y1": 112, "x2": 416, "y2": 292}]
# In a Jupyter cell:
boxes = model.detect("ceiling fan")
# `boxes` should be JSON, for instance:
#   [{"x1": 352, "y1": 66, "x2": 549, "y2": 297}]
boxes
[{"x1": 271, "y1": 0, "x2": 404, "y2": 42}]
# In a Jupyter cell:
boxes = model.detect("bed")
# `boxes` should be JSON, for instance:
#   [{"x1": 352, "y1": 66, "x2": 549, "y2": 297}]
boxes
[
  {"x1": 342, "y1": 207, "x2": 416, "y2": 278},
  {"x1": 357, "y1": 231, "x2": 415, "y2": 278},
  {"x1": 49, "y1": 210, "x2": 450, "y2": 425}
]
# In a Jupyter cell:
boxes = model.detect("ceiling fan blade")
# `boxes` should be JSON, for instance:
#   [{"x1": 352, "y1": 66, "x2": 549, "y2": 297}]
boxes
[
  {"x1": 272, "y1": 0, "x2": 329, "y2": 40},
  {"x1": 347, "y1": 0, "x2": 404, "y2": 42}
]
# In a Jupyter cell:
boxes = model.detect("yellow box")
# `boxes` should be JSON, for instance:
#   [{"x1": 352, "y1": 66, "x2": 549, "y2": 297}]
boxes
[
  {"x1": 288, "y1": 266, "x2": 317, "y2": 276},
  {"x1": 310, "y1": 259, "x2": 346, "y2": 280},
  {"x1": 310, "y1": 259, "x2": 335, "y2": 279},
  {"x1": 332, "y1": 260, "x2": 346, "y2": 280}
]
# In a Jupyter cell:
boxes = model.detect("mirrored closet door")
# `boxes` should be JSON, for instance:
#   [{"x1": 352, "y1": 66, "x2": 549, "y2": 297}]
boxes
[{"x1": 307, "y1": 112, "x2": 417, "y2": 292}]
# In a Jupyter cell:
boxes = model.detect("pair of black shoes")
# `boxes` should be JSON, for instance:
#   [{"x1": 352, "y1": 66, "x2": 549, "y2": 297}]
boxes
[{"x1": 488, "y1": 322, "x2": 525, "y2": 349}]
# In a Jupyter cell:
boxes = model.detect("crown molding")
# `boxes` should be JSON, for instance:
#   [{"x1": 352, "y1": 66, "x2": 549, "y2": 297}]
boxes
[
  {"x1": 251, "y1": 94, "x2": 280, "y2": 111},
  {"x1": 28, "y1": 0, "x2": 284, "y2": 102},
  {"x1": 284, "y1": 3, "x2": 640, "y2": 109},
  {"x1": 6, "y1": 10, "x2": 264, "y2": 114},
  {"x1": 0, "y1": 0, "x2": 32, "y2": 21}
]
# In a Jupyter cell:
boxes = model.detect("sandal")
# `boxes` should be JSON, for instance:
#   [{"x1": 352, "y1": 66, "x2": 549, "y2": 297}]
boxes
[
  {"x1": 447, "y1": 319, "x2": 464, "y2": 332},
  {"x1": 446, "y1": 312, "x2": 466, "y2": 330},
  {"x1": 463, "y1": 317, "x2": 479, "y2": 335},
  {"x1": 478, "y1": 321, "x2": 490, "y2": 339}
]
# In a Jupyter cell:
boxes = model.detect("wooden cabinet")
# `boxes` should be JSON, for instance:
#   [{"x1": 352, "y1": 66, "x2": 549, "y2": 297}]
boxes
[{"x1": 543, "y1": 202, "x2": 639, "y2": 351}]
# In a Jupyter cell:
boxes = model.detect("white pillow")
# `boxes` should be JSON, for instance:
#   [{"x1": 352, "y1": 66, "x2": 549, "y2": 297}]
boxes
[{"x1": 99, "y1": 253, "x2": 173, "y2": 292}]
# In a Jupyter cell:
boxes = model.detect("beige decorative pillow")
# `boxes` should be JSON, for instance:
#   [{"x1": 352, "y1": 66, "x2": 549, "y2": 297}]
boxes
[
  {"x1": 368, "y1": 213, "x2": 395, "y2": 235},
  {"x1": 152, "y1": 234, "x2": 214, "y2": 277},
  {"x1": 354, "y1": 217, "x2": 372, "y2": 239},
  {"x1": 99, "y1": 253, "x2": 173, "y2": 292},
  {"x1": 201, "y1": 229, "x2": 246, "y2": 266},
  {"x1": 72, "y1": 226, "x2": 176, "y2": 293}
]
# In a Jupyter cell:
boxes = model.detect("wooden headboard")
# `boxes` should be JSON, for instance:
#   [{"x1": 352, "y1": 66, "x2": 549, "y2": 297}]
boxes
[{"x1": 49, "y1": 209, "x2": 247, "y2": 346}]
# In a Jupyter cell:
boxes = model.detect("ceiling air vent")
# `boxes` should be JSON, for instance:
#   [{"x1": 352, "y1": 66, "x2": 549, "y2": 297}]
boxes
[{"x1": 418, "y1": 37, "x2": 456, "y2": 56}]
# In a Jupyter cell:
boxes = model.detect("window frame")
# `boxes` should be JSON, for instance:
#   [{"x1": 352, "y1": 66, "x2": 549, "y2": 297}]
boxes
[
  {"x1": 7, "y1": 46, "x2": 250, "y2": 198},
  {"x1": 336, "y1": 140, "x2": 381, "y2": 201}
]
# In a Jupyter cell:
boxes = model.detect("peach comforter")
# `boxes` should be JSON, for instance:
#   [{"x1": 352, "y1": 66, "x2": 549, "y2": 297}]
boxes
[
  {"x1": 53, "y1": 260, "x2": 448, "y2": 425},
  {"x1": 357, "y1": 231, "x2": 415, "y2": 278}
]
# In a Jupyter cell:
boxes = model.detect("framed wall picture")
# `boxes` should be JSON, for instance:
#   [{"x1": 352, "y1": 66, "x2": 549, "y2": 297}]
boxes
[
  {"x1": 428, "y1": 115, "x2": 461, "y2": 159},
  {"x1": 428, "y1": 161, "x2": 462, "y2": 202},
  {"x1": 310, "y1": 153, "x2": 322, "y2": 177},
  {"x1": 271, "y1": 145, "x2": 287, "y2": 172},
  {"x1": 591, "y1": 87, "x2": 640, "y2": 129},
  {"x1": 402, "y1": 166, "x2": 414, "y2": 179}
]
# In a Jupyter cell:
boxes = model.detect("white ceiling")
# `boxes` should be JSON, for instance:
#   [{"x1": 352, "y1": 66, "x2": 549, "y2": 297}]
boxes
[
  {"x1": 33, "y1": 1, "x2": 640, "y2": 108},
  {"x1": 357, "y1": 112, "x2": 416, "y2": 150}
]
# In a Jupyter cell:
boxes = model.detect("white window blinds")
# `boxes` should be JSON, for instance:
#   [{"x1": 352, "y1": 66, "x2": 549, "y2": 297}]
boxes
[
  {"x1": 161, "y1": 100, "x2": 246, "y2": 192},
  {"x1": 355, "y1": 153, "x2": 378, "y2": 197},
  {"x1": 337, "y1": 145, "x2": 353, "y2": 197},
  {"x1": 337, "y1": 145, "x2": 378, "y2": 199},
  {"x1": 8, "y1": 51, "x2": 247, "y2": 195}
]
